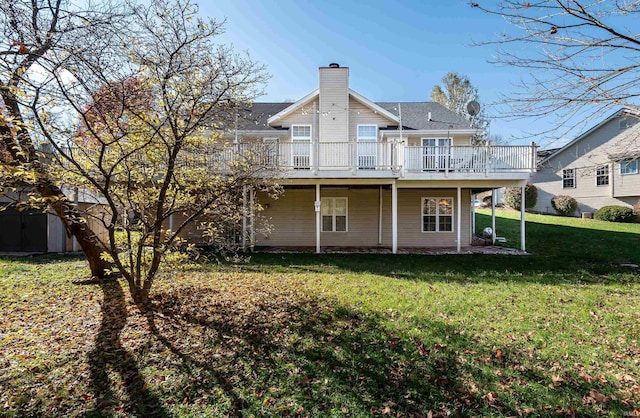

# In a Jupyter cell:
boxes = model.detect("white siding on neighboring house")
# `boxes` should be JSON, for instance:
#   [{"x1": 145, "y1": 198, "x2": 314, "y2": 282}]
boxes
[{"x1": 532, "y1": 111, "x2": 640, "y2": 214}]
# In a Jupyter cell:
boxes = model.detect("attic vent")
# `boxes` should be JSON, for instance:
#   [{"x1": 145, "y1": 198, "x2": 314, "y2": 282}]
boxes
[{"x1": 329, "y1": 63, "x2": 340, "y2": 68}]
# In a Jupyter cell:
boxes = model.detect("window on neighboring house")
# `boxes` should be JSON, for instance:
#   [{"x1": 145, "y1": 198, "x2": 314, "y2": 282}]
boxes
[
  {"x1": 563, "y1": 169, "x2": 576, "y2": 188},
  {"x1": 422, "y1": 198, "x2": 453, "y2": 232},
  {"x1": 322, "y1": 197, "x2": 347, "y2": 232},
  {"x1": 596, "y1": 165, "x2": 609, "y2": 186},
  {"x1": 620, "y1": 160, "x2": 639, "y2": 175}
]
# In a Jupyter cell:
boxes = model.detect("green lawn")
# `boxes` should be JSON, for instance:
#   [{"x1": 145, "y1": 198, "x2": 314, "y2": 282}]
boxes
[{"x1": 1, "y1": 211, "x2": 639, "y2": 417}]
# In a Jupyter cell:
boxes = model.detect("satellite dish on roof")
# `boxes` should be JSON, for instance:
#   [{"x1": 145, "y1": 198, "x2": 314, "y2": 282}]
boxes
[{"x1": 467, "y1": 100, "x2": 481, "y2": 117}]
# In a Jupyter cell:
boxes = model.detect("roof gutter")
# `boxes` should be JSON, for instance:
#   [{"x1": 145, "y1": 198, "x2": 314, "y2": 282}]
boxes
[{"x1": 380, "y1": 128, "x2": 479, "y2": 136}]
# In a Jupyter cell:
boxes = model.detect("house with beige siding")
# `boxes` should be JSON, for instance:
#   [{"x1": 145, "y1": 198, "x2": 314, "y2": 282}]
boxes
[
  {"x1": 211, "y1": 64, "x2": 537, "y2": 253},
  {"x1": 532, "y1": 109, "x2": 640, "y2": 216}
]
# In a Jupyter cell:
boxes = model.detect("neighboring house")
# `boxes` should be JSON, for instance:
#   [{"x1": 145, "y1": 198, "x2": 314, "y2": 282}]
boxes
[
  {"x1": 181, "y1": 64, "x2": 536, "y2": 252},
  {"x1": 532, "y1": 109, "x2": 640, "y2": 216},
  {"x1": 0, "y1": 189, "x2": 108, "y2": 253}
]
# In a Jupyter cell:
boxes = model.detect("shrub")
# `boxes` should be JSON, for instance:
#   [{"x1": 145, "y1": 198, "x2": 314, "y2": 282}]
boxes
[
  {"x1": 551, "y1": 195, "x2": 578, "y2": 216},
  {"x1": 504, "y1": 183, "x2": 538, "y2": 211},
  {"x1": 594, "y1": 205, "x2": 634, "y2": 222},
  {"x1": 482, "y1": 195, "x2": 492, "y2": 207}
]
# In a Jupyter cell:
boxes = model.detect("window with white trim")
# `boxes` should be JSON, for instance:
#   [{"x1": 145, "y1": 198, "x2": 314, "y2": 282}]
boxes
[
  {"x1": 291, "y1": 125, "x2": 311, "y2": 168},
  {"x1": 357, "y1": 125, "x2": 377, "y2": 169},
  {"x1": 620, "y1": 160, "x2": 639, "y2": 175},
  {"x1": 563, "y1": 169, "x2": 576, "y2": 188},
  {"x1": 596, "y1": 165, "x2": 609, "y2": 186},
  {"x1": 422, "y1": 198, "x2": 453, "y2": 232},
  {"x1": 292, "y1": 125, "x2": 311, "y2": 139},
  {"x1": 321, "y1": 197, "x2": 347, "y2": 232},
  {"x1": 357, "y1": 125, "x2": 377, "y2": 140}
]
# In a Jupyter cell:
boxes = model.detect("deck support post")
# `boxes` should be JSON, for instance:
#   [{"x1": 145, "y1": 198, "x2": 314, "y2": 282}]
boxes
[
  {"x1": 378, "y1": 185, "x2": 383, "y2": 245},
  {"x1": 392, "y1": 181, "x2": 398, "y2": 254},
  {"x1": 491, "y1": 188, "x2": 496, "y2": 245},
  {"x1": 316, "y1": 183, "x2": 321, "y2": 254},
  {"x1": 457, "y1": 187, "x2": 462, "y2": 253},
  {"x1": 521, "y1": 185, "x2": 526, "y2": 252},
  {"x1": 471, "y1": 193, "x2": 476, "y2": 240},
  {"x1": 242, "y1": 185, "x2": 247, "y2": 251},
  {"x1": 250, "y1": 188, "x2": 255, "y2": 251}
]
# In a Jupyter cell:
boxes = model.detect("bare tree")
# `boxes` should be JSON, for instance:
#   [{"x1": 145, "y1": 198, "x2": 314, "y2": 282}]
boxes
[{"x1": 471, "y1": 0, "x2": 640, "y2": 142}]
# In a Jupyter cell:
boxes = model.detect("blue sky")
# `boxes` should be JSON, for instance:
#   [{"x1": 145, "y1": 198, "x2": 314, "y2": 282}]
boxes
[{"x1": 200, "y1": 0, "x2": 553, "y2": 146}]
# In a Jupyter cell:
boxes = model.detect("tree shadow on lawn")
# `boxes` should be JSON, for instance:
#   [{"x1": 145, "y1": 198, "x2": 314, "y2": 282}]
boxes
[
  {"x1": 85, "y1": 278, "x2": 169, "y2": 417},
  {"x1": 139, "y1": 284, "x2": 632, "y2": 417}
]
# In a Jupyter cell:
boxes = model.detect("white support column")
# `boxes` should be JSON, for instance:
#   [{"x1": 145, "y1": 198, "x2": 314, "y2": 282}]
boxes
[
  {"x1": 521, "y1": 185, "x2": 526, "y2": 252},
  {"x1": 491, "y1": 188, "x2": 496, "y2": 245},
  {"x1": 72, "y1": 187, "x2": 79, "y2": 252},
  {"x1": 378, "y1": 185, "x2": 383, "y2": 245},
  {"x1": 471, "y1": 193, "x2": 476, "y2": 236},
  {"x1": 392, "y1": 181, "x2": 398, "y2": 254},
  {"x1": 456, "y1": 187, "x2": 462, "y2": 253},
  {"x1": 315, "y1": 183, "x2": 321, "y2": 254},
  {"x1": 250, "y1": 188, "x2": 255, "y2": 251},
  {"x1": 242, "y1": 185, "x2": 247, "y2": 251}
]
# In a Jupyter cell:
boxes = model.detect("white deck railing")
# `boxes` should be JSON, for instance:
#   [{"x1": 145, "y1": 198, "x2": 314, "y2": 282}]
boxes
[
  {"x1": 404, "y1": 145, "x2": 535, "y2": 173},
  {"x1": 185, "y1": 142, "x2": 535, "y2": 175}
]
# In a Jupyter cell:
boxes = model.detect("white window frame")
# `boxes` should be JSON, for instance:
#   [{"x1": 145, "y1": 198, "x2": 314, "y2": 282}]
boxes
[
  {"x1": 562, "y1": 168, "x2": 576, "y2": 188},
  {"x1": 421, "y1": 137, "x2": 452, "y2": 171},
  {"x1": 357, "y1": 124, "x2": 378, "y2": 169},
  {"x1": 262, "y1": 137, "x2": 279, "y2": 166},
  {"x1": 321, "y1": 197, "x2": 348, "y2": 232},
  {"x1": 291, "y1": 124, "x2": 311, "y2": 168},
  {"x1": 595, "y1": 165, "x2": 609, "y2": 186},
  {"x1": 421, "y1": 197, "x2": 454, "y2": 233},
  {"x1": 620, "y1": 160, "x2": 639, "y2": 175}
]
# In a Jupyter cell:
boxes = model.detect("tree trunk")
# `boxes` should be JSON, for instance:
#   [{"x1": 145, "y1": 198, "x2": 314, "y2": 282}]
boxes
[{"x1": 36, "y1": 177, "x2": 112, "y2": 279}]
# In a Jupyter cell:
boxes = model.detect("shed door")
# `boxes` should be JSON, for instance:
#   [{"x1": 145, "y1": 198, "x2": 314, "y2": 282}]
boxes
[{"x1": 0, "y1": 205, "x2": 48, "y2": 252}]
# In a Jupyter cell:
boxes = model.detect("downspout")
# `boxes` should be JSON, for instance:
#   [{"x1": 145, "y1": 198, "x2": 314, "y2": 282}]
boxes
[
  {"x1": 313, "y1": 101, "x2": 318, "y2": 173},
  {"x1": 610, "y1": 161, "x2": 615, "y2": 198}
]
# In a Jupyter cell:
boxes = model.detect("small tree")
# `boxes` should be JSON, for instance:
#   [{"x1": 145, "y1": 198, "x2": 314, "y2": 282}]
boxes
[
  {"x1": 551, "y1": 195, "x2": 578, "y2": 217},
  {"x1": 504, "y1": 183, "x2": 537, "y2": 211},
  {"x1": 2, "y1": 0, "x2": 277, "y2": 304},
  {"x1": 431, "y1": 72, "x2": 490, "y2": 143}
]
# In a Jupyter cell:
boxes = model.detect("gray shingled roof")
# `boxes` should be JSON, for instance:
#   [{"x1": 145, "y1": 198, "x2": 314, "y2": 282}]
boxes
[
  {"x1": 236, "y1": 101, "x2": 473, "y2": 132},
  {"x1": 377, "y1": 102, "x2": 472, "y2": 130},
  {"x1": 237, "y1": 102, "x2": 291, "y2": 130}
]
